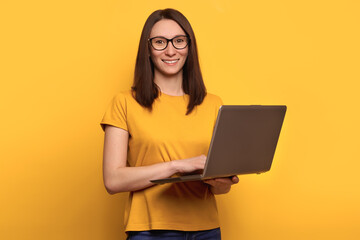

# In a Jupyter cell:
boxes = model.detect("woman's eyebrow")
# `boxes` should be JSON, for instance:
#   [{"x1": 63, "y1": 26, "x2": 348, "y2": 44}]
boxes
[{"x1": 150, "y1": 35, "x2": 185, "y2": 39}]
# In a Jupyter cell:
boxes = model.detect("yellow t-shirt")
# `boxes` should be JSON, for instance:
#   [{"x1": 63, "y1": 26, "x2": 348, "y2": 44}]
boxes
[{"x1": 101, "y1": 90, "x2": 223, "y2": 232}]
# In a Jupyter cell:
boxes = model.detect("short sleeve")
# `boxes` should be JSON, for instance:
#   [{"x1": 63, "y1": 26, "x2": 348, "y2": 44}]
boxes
[{"x1": 100, "y1": 93, "x2": 128, "y2": 132}]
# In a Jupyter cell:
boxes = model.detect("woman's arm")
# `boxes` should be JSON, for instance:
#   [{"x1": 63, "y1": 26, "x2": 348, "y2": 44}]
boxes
[
  {"x1": 103, "y1": 125, "x2": 206, "y2": 194},
  {"x1": 204, "y1": 176, "x2": 239, "y2": 195}
]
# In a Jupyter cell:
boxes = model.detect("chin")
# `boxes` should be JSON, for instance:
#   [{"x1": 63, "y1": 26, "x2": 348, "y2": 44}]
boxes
[
  {"x1": 163, "y1": 70, "x2": 183, "y2": 77},
  {"x1": 158, "y1": 67, "x2": 183, "y2": 77}
]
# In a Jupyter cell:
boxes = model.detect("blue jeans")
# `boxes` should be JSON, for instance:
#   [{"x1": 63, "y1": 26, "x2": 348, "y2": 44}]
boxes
[{"x1": 127, "y1": 228, "x2": 221, "y2": 240}]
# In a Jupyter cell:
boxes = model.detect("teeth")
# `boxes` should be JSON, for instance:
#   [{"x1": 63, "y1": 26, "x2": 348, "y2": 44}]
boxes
[{"x1": 163, "y1": 60, "x2": 178, "y2": 63}]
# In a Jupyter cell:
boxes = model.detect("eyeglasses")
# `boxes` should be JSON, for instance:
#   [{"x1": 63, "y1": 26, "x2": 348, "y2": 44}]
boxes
[{"x1": 149, "y1": 35, "x2": 190, "y2": 51}]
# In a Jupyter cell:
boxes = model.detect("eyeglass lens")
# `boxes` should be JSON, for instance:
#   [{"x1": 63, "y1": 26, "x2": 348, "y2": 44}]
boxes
[{"x1": 150, "y1": 36, "x2": 188, "y2": 50}]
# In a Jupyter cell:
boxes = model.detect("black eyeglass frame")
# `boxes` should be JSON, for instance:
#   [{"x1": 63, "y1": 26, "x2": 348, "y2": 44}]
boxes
[{"x1": 148, "y1": 35, "x2": 190, "y2": 51}]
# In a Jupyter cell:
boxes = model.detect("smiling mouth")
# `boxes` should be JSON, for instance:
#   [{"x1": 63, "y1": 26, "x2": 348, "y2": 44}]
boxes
[{"x1": 162, "y1": 59, "x2": 179, "y2": 64}]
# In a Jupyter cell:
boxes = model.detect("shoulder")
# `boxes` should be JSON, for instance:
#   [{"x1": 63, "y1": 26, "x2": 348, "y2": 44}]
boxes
[
  {"x1": 112, "y1": 90, "x2": 133, "y2": 101},
  {"x1": 110, "y1": 90, "x2": 138, "y2": 106},
  {"x1": 203, "y1": 92, "x2": 223, "y2": 105},
  {"x1": 101, "y1": 91, "x2": 134, "y2": 131}
]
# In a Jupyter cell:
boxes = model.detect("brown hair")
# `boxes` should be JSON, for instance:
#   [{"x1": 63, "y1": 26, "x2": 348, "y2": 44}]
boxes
[{"x1": 131, "y1": 8, "x2": 206, "y2": 115}]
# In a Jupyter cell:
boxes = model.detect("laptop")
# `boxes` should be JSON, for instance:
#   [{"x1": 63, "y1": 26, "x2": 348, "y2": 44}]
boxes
[{"x1": 150, "y1": 105, "x2": 287, "y2": 184}]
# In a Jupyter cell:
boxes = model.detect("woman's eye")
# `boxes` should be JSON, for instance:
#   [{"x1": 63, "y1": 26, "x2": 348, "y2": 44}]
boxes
[{"x1": 154, "y1": 39, "x2": 166, "y2": 45}]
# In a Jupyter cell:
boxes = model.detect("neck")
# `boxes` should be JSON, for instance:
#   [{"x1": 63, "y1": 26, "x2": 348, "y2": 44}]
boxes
[{"x1": 154, "y1": 70, "x2": 184, "y2": 96}]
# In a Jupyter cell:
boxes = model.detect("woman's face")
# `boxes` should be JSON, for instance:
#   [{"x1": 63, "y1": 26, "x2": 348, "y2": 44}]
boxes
[{"x1": 149, "y1": 19, "x2": 189, "y2": 78}]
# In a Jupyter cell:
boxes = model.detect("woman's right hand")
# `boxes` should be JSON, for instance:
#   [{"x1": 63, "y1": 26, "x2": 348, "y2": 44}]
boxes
[
  {"x1": 170, "y1": 155, "x2": 206, "y2": 174},
  {"x1": 103, "y1": 125, "x2": 208, "y2": 193}
]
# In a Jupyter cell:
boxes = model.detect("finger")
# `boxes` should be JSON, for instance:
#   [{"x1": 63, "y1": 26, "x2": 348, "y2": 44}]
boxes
[
  {"x1": 203, "y1": 179, "x2": 216, "y2": 185},
  {"x1": 232, "y1": 175, "x2": 239, "y2": 183},
  {"x1": 205, "y1": 177, "x2": 236, "y2": 185},
  {"x1": 212, "y1": 178, "x2": 234, "y2": 184}
]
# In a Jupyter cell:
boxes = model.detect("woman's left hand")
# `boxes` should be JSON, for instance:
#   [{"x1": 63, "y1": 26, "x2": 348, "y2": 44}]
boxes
[{"x1": 204, "y1": 176, "x2": 239, "y2": 195}]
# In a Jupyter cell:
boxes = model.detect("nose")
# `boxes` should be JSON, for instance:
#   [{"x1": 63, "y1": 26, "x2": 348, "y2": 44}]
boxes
[{"x1": 164, "y1": 42, "x2": 176, "y2": 56}]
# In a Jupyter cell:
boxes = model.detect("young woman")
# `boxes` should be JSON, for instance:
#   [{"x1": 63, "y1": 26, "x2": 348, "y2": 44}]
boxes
[{"x1": 101, "y1": 8, "x2": 239, "y2": 240}]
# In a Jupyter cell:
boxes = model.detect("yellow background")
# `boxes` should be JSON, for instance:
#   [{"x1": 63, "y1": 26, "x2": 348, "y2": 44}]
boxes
[{"x1": 1, "y1": 0, "x2": 359, "y2": 239}]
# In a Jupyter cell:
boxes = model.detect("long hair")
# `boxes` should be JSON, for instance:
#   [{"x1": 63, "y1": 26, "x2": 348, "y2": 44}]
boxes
[{"x1": 131, "y1": 8, "x2": 206, "y2": 115}]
